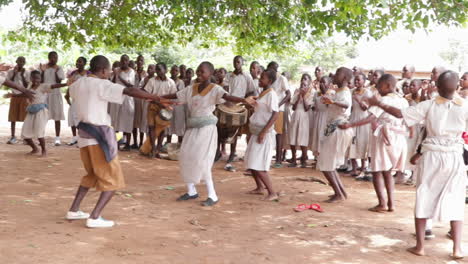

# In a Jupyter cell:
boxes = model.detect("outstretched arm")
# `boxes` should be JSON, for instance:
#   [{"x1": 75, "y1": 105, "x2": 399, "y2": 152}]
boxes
[
  {"x1": 364, "y1": 96, "x2": 403, "y2": 118},
  {"x1": 222, "y1": 94, "x2": 256, "y2": 106},
  {"x1": 3, "y1": 79, "x2": 35, "y2": 100},
  {"x1": 51, "y1": 83, "x2": 68, "y2": 89},
  {"x1": 339, "y1": 114, "x2": 376, "y2": 130}
]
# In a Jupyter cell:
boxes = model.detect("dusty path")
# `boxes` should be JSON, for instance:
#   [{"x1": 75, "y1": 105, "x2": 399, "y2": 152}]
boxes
[{"x1": 0, "y1": 105, "x2": 466, "y2": 263}]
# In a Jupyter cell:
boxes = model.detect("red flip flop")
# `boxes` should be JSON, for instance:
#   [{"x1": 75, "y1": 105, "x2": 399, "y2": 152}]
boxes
[
  {"x1": 293, "y1": 204, "x2": 310, "y2": 212},
  {"x1": 310, "y1": 204, "x2": 323, "y2": 213}
]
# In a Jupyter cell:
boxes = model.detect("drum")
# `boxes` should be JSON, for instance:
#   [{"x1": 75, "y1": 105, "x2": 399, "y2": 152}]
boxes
[
  {"x1": 159, "y1": 108, "x2": 173, "y2": 121},
  {"x1": 215, "y1": 103, "x2": 248, "y2": 128}
]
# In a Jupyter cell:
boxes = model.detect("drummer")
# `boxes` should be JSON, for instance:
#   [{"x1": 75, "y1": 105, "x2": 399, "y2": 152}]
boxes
[
  {"x1": 218, "y1": 56, "x2": 256, "y2": 171},
  {"x1": 142, "y1": 62, "x2": 177, "y2": 158}
]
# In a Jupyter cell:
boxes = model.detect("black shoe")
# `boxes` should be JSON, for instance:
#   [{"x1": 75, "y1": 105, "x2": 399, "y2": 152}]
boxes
[
  {"x1": 201, "y1": 198, "x2": 218, "y2": 206},
  {"x1": 131, "y1": 144, "x2": 139, "y2": 149},
  {"x1": 177, "y1": 193, "x2": 199, "y2": 201}
]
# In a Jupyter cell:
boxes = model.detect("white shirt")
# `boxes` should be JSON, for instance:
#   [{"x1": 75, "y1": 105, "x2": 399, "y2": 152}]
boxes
[
  {"x1": 270, "y1": 73, "x2": 290, "y2": 111},
  {"x1": 70, "y1": 76, "x2": 125, "y2": 147},
  {"x1": 27, "y1": 83, "x2": 52, "y2": 104},
  {"x1": 40, "y1": 66, "x2": 65, "y2": 95},
  {"x1": 112, "y1": 68, "x2": 135, "y2": 87},
  {"x1": 327, "y1": 87, "x2": 352, "y2": 123},
  {"x1": 177, "y1": 84, "x2": 226, "y2": 118},
  {"x1": 250, "y1": 88, "x2": 279, "y2": 132},
  {"x1": 144, "y1": 77, "x2": 177, "y2": 96},
  {"x1": 225, "y1": 72, "x2": 256, "y2": 98},
  {"x1": 7, "y1": 69, "x2": 30, "y2": 94}
]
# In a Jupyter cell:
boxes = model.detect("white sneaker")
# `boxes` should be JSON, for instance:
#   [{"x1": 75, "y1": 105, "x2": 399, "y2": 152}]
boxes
[
  {"x1": 54, "y1": 137, "x2": 61, "y2": 146},
  {"x1": 86, "y1": 217, "x2": 115, "y2": 228},
  {"x1": 65, "y1": 211, "x2": 90, "y2": 220}
]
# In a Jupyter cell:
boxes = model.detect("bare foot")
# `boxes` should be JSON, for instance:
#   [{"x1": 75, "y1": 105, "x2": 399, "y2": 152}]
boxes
[
  {"x1": 407, "y1": 246, "x2": 425, "y2": 256},
  {"x1": 246, "y1": 188, "x2": 264, "y2": 195},
  {"x1": 387, "y1": 208, "x2": 395, "y2": 212},
  {"x1": 41, "y1": 150, "x2": 47, "y2": 157},
  {"x1": 263, "y1": 193, "x2": 279, "y2": 201},
  {"x1": 27, "y1": 149, "x2": 39, "y2": 155},
  {"x1": 368, "y1": 205, "x2": 387, "y2": 213},
  {"x1": 451, "y1": 250, "x2": 464, "y2": 260},
  {"x1": 325, "y1": 195, "x2": 345, "y2": 203}
]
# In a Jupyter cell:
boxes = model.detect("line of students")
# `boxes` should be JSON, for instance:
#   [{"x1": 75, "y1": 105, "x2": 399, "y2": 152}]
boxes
[{"x1": 2, "y1": 54, "x2": 468, "y2": 259}]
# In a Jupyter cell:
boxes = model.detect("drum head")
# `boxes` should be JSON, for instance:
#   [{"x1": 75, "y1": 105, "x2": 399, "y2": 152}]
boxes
[{"x1": 217, "y1": 103, "x2": 246, "y2": 114}]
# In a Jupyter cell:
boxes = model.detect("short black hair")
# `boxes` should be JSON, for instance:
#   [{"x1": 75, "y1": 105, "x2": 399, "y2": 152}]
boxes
[
  {"x1": 218, "y1": 67, "x2": 227, "y2": 74},
  {"x1": 199, "y1": 61, "x2": 215, "y2": 73},
  {"x1": 48, "y1": 51, "x2": 58, "y2": 57},
  {"x1": 438, "y1": 70, "x2": 459, "y2": 89},
  {"x1": 336, "y1": 67, "x2": 353, "y2": 82},
  {"x1": 263, "y1": 69, "x2": 277, "y2": 84},
  {"x1": 356, "y1": 72, "x2": 366, "y2": 81},
  {"x1": 78, "y1": 56, "x2": 87, "y2": 65},
  {"x1": 374, "y1": 69, "x2": 385, "y2": 76},
  {"x1": 377, "y1": 74, "x2": 397, "y2": 87},
  {"x1": 301, "y1": 73, "x2": 312, "y2": 81},
  {"x1": 267, "y1": 61, "x2": 279, "y2": 71},
  {"x1": 90, "y1": 55, "x2": 110, "y2": 73},
  {"x1": 156, "y1": 62, "x2": 167, "y2": 71},
  {"x1": 233, "y1": 55, "x2": 244, "y2": 62},
  {"x1": 31, "y1": 70, "x2": 41, "y2": 76}
]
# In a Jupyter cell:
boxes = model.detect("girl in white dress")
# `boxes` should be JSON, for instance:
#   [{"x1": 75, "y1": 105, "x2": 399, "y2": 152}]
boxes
[
  {"x1": 309, "y1": 77, "x2": 334, "y2": 157},
  {"x1": 132, "y1": 55, "x2": 147, "y2": 148},
  {"x1": 22, "y1": 71, "x2": 67, "y2": 156},
  {"x1": 109, "y1": 55, "x2": 136, "y2": 151},
  {"x1": 245, "y1": 70, "x2": 280, "y2": 201},
  {"x1": 288, "y1": 74, "x2": 314, "y2": 167},
  {"x1": 161, "y1": 62, "x2": 255, "y2": 206},
  {"x1": 366, "y1": 71, "x2": 466, "y2": 259},
  {"x1": 167, "y1": 65, "x2": 187, "y2": 144},
  {"x1": 348, "y1": 73, "x2": 372, "y2": 176}
]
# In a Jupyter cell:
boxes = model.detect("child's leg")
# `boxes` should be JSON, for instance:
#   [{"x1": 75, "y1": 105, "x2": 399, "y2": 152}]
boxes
[
  {"x1": 322, "y1": 171, "x2": 345, "y2": 202},
  {"x1": 89, "y1": 191, "x2": 115, "y2": 219},
  {"x1": 156, "y1": 130, "x2": 165, "y2": 151},
  {"x1": 275, "y1": 134, "x2": 283, "y2": 164},
  {"x1": 139, "y1": 132, "x2": 144, "y2": 147},
  {"x1": 300, "y1": 146, "x2": 308, "y2": 166},
  {"x1": 55, "y1": 120, "x2": 61, "y2": 137},
  {"x1": 408, "y1": 218, "x2": 426, "y2": 256},
  {"x1": 247, "y1": 170, "x2": 265, "y2": 195},
  {"x1": 334, "y1": 171, "x2": 348, "y2": 199},
  {"x1": 71, "y1": 126, "x2": 77, "y2": 137},
  {"x1": 69, "y1": 185, "x2": 90, "y2": 212},
  {"x1": 38, "y1": 138, "x2": 47, "y2": 156},
  {"x1": 11, "y1": 121, "x2": 16, "y2": 138},
  {"x1": 360, "y1": 159, "x2": 367, "y2": 171},
  {"x1": 382, "y1": 170, "x2": 395, "y2": 211},
  {"x1": 132, "y1": 128, "x2": 138, "y2": 147},
  {"x1": 24, "y1": 138, "x2": 38, "y2": 154},
  {"x1": 450, "y1": 220, "x2": 464, "y2": 258},
  {"x1": 370, "y1": 172, "x2": 387, "y2": 211},
  {"x1": 350, "y1": 159, "x2": 358, "y2": 175},
  {"x1": 178, "y1": 136, "x2": 183, "y2": 144},
  {"x1": 288, "y1": 145, "x2": 297, "y2": 163},
  {"x1": 166, "y1": 134, "x2": 172, "y2": 144},
  {"x1": 256, "y1": 170, "x2": 277, "y2": 200},
  {"x1": 148, "y1": 126, "x2": 157, "y2": 157},
  {"x1": 227, "y1": 137, "x2": 238, "y2": 163}
]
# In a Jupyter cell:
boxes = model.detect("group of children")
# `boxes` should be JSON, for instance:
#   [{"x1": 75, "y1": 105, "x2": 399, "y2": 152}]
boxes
[{"x1": 2, "y1": 53, "x2": 468, "y2": 258}]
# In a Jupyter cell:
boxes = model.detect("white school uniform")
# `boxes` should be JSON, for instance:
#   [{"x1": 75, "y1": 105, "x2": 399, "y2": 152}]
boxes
[
  {"x1": 41, "y1": 66, "x2": 65, "y2": 121},
  {"x1": 138, "y1": 77, "x2": 151, "y2": 133},
  {"x1": 289, "y1": 88, "x2": 314, "y2": 147},
  {"x1": 21, "y1": 84, "x2": 52, "y2": 139},
  {"x1": 67, "y1": 71, "x2": 89, "y2": 127},
  {"x1": 70, "y1": 76, "x2": 125, "y2": 148},
  {"x1": 309, "y1": 90, "x2": 334, "y2": 153},
  {"x1": 245, "y1": 88, "x2": 279, "y2": 171},
  {"x1": 133, "y1": 70, "x2": 148, "y2": 130},
  {"x1": 317, "y1": 87, "x2": 354, "y2": 171},
  {"x1": 176, "y1": 84, "x2": 227, "y2": 184},
  {"x1": 368, "y1": 93, "x2": 409, "y2": 172},
  {"x1": 167, "y1": 78, "x2": 187, "y2": 136},
  {"x1": 402, "y1": 96, "x2": 468, "y2": 222},
  {"x1": 348, "y1": 88, "x2": 373, "y2": 160},
  {"x1": 225, "y1": 72, "x2": 256, "y2": 98},
  {"x1": 6, "y1": 69, "x2": 30, "y2": 93},
  {"x1": 404, "y1": 94, "x2": 424, "y2": 170},
  {"x1": 108, "y1": 68, "x2": 135, "y2": 133}
]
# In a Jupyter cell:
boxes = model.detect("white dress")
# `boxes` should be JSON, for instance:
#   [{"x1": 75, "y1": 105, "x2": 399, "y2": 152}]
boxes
[
  {"x1": 41, "y1": 66, "x2": 65, "y2": 121},
  {"x1": 289, "y1": 88, "x2": 314, "y2": 147},
  {"x1": 177, "y1": 84, "x2": 227, "y2": 184},
  {"x1": 317, "y1": 87, "x2": 354, "y2": 171},
  {"x1": 168, "y1": 78, "x2": 187, "y2": 136},
  {"x1": 225, "y1": 72, "x2": 256, "y2": 98},
  {"x1": 109, "y1": 68, "x2": 135, "y2": 133},
  {"x1": 245, "y1": 88, "x2": 279, "y2": 171},
  {"x1": 133, "y1": 70, "x2": 147, "y2": 130},
  {"x1": 368, "y1": 93, "x2": 409, "y2": 172},
  {"x1": 22, "y1": 84, "x2": 52, "y2": 139},
  {"x1": 402, "y1": 96, "x2": 468, "y2": 222},
  {"x1": 348, "y1": 88, "x2": 373, "y2": 159},
  {"x1": 309, "y1": 91, "x2": 334, "y2": 153},
  {"x1": 404, "y1": 95, "x2": 424, "y2": 171}
]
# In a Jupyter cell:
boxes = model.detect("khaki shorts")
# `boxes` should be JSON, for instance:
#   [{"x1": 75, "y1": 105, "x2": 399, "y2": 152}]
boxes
[
  {"x1": 80, "y1": 145, "x2": 125, "y2": 191},
  {"x1": 8, "y1": 96, "x2": 28, "y2": 122},
  {"x1": 274, "y1": 111, "x2": 284, "y2": 134}
]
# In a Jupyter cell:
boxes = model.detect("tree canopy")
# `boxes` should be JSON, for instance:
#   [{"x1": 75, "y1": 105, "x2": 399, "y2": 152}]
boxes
[{"x1": 2, "y1": 0, "x2": 467, "y2": 54}]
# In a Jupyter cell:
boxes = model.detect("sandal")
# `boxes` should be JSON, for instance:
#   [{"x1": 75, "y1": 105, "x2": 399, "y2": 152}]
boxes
[
  {"x1": 310, "y1": 203, "x2": 323, "y2": 213},
  {"x1": 293, "y1": 204, "x2": 310, "y2": 212}
]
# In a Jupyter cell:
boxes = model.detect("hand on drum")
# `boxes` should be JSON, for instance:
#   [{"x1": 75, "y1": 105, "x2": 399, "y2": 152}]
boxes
[{"x1": 244, "y1": 96, "x2": 258, "y2": 107}]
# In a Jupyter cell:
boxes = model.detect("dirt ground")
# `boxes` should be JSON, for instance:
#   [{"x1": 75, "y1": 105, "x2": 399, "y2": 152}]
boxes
[{"x1": 0, "y1": 109, "x2": 467, "y2": 264}]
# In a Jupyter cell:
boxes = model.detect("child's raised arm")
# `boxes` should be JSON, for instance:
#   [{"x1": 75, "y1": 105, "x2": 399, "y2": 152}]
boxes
[{"x1": 51, "y1": 83, "x2": 68, "y2": 89}]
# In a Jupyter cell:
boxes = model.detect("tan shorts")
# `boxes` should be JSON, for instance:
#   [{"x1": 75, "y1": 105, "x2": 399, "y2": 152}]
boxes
[
  {"x1": 80, "y1": 145, "x2": 125, "y2": 191},
  {"x1": 274, "y1": 111, "x2": 284, "y2": 134},
  {"x1": 8, "y1": 97, "x2": 28, "y2": 122}
]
